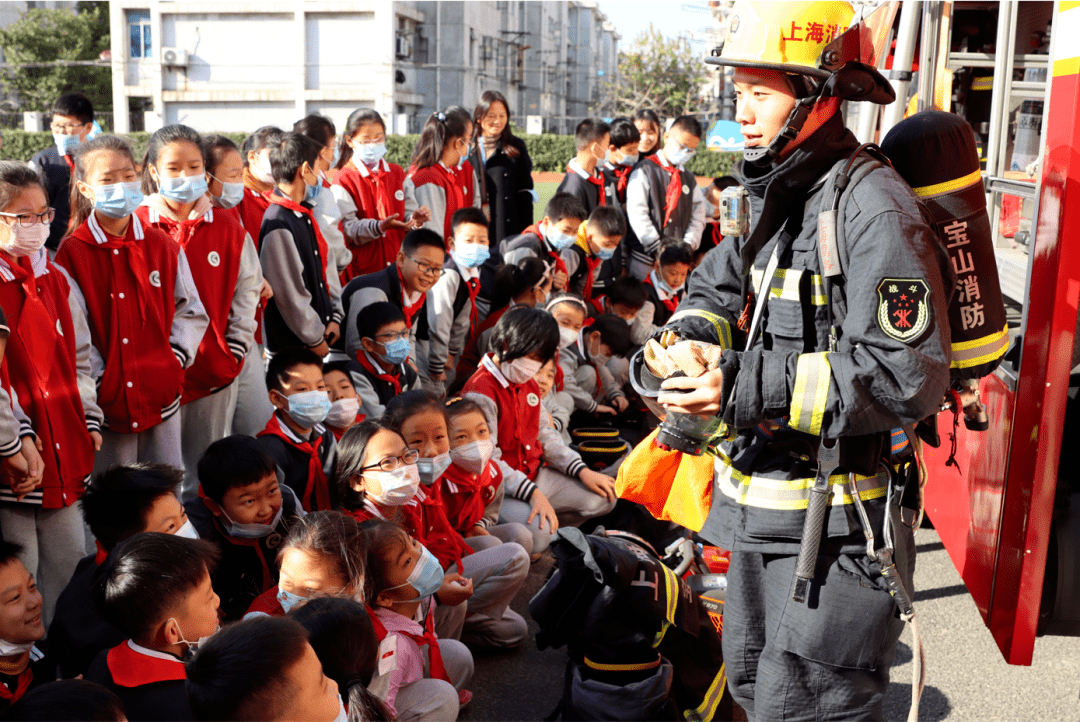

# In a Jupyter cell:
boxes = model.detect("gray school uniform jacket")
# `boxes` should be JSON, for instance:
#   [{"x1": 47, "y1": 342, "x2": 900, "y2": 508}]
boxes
[
  {"x1": 558, "y1": 332, "x2": 626, "y2": 413},
  {"x1": 542, "y1": 389, "x2": 574, "y2": 446},
  {"x1": 425, "y1": 256, "x2": 478, "y2": 378},
  {"x1": 625, "y1": 148, "x2": 707, "y2": 266},
  {"x1": 313, "y1": 184, "x2": 352, "y2": 274}
]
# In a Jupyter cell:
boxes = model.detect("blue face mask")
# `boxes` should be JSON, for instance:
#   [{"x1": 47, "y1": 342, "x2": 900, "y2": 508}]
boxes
[
  {"x1": 387, "y1": 544, "x2": 444, "y2": 602},
  {"x1": 277, "y1": 587, "x2": 306, "y2": 614},
  {"x1": 53, "y1": 133, "x2": 81, "y2": 157},
  {"x1": 620, "y1": 153, "x2": 639, "y2": 167},
  {"x1": 158, "y1": 171, "x2": 209, "y2": 204},
  {"x1": 451, "y1": 242, "x2": 490, "y2": 269},
  {"x1": 545, "y1": 223, "x2": 577, "y2": 251},
  {"x1": 356, "y1": 142, "x2": 387, "y2": 167},
  {"x1": 92, "y1": 182, "x2": 144, "y2": 219},
  {"x1": 330, "y1": 144, "x2": 341, "y2": 169},
  {"x1": 284, "y1": 390, "x2": 331, "y2": 427},
  {"x1": 596, "y1": 245, "x2": 616, "y2": 261},
  {"x1": 304, "y1": 177, "x2": 321, "y2": 204},
  {"x1": 666, "y1": 145, "x2": 696, "y2": 166},
  {"x1": 219, "y1": 503, "x2": 283, "y2": 539},
  {"x1": 379, "y1": 337, "x2": 410, "y2": 366},
  {"x1": 212, "y1": 180, "x2": 244, "y2": 210}
]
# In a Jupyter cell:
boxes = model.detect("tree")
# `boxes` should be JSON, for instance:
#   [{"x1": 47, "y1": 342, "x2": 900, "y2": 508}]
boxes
[
  {"x1": 595, "y1": 25, "x2": 709, "y2": 119},
  {"x1": 0, "y1": 2, "x2": 111, "y2": 114}
]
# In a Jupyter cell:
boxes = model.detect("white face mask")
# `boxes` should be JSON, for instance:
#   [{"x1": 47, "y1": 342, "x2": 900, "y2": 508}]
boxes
[
  {"x1": 326, "y1": 397, "x2": 360, "y2": 428},
  {"x1": 366, "y1": 464, "x2": 421, "y2": 506},
  {"x1": 0, "y1": 222, "x2": 48, "y2": 258},
  {"x1": 172, "y1": 618, "x2": 219, "y2": 654},
  {"x1": 174, "y1": 519, "x2": 199, "y2": 540},
  {"x1": 416, "y1": 452, "x2": 452, "y2": 486},
  {"x1": 450, "y1": 439, "x2": 495, "y2": 475},
  {"x1": 0, "y1": 639, "x2": 35, "y2": 657},
  {"x1": 500, "y1": 357, "x2": 543, "y2": 385},
  {"x1": 253, "y1": 153, "x2": 275, "y2": 186},
  {"x1": 558, "y1": 326, "x2": 578, "y2": 350}
]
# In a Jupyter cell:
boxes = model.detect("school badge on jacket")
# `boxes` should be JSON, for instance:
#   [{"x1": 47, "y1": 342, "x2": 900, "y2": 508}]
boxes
[{"x1": 877, "y1": 278, "x2": 930, "y2": 343}]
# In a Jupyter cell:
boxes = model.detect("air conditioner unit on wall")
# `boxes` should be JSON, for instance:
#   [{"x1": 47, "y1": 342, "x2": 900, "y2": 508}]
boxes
[
  {"x1": 396, "y1": 35, "x2": 413, "y2": 59},
  {"x1": 161, "y1": 47, "x2": 189, "y2": 67}
]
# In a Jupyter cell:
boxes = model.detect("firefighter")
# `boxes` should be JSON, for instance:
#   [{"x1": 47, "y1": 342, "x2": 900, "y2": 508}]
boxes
[{"x1": 653, "y1": 2, "x2": 953, "y2": 719}]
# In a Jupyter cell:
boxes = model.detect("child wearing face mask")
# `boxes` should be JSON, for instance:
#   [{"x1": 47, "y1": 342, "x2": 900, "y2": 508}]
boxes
[
  {"x1": 555, "y1": 118, "x2": 612, "y2": 216},
  {"x1": 557, "y1": 313, "x2": 631, "y2": 418},
  {"x1": 600, "y1": 117, "x2": 642, "y2": 214},
  {"x1": 536, "y1": 358, "x2": 573, "y2": 446},
  {"x1": 363, "y1": 519, "x2": 474, "y2": 722},
  {"x1": 135, "y1": 124, "x2": 262, "y2": 500},
  {"x1": 259, "y1": 131, "x2": 343, "y2": 357},
  {"x1": 333, "y1": 109, "x2": 431, "y2": 283},
  {"x1": 55, "y1": 135, "x2": 208, "y2": 471},
  {"x1": 188, "y1": 435, "x2": 304, "y2": 621},
  {"x1": 29, "y1": 92, "x2": 94, "y2": 252},
  {"x1": 293, "y1": 115, "x2": 352, "y2": 286},
  {"x1": 86, "y1": 533, "x2": 221, "y2": 722},
  {"x1": 237, "y1": 126, "x2": 282, "y2": 244},
  {"x1": 0, "y1": 162, "x2": 101, "y2": 632},
  {"x1": 0, "y1": 541, "x2": 53, "y2": 711},
  {"x1": 625, "y1": 114, "x2": 708, "y2": 280},
  {"x1": 497, "y1": 192, "x2": 587, "y2": 297},
  {"x1": 345, "y1": 302, "x2": 419, "y2": 420},
  {"x1": 463, "y1": 306, "x2": 618, "y2": 529},
  {"x1": 404, "y1": 107, "x2": 481, "y2": 246},
  {"x1": 321, "y1": 361, "x2": 366, "y2": 440},
  {"x1": 644, "y1": 242, "x2": 692, "y2": 329},
  {"x1": 563, "y1": 205, "x2": 625, "y2": 300},
  {"x1": 257, "y1": 348, "x2": 338, "y2": 512}
]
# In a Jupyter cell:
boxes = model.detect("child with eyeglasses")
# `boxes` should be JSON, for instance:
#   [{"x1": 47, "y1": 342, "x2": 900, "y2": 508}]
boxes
[{"x1": 29, "y1": 92, "x2": 94, "y2": 251}]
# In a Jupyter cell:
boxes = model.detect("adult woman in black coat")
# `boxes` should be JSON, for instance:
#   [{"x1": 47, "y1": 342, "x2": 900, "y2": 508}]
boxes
[{"x1": 468, "y1": 90, "x2": 535, "y2": 243}]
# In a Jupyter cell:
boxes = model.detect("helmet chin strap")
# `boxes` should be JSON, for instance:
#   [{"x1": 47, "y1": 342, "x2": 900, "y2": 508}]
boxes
[{"x1": 744, "y1": 95, "x2": 817, "y2": 167}]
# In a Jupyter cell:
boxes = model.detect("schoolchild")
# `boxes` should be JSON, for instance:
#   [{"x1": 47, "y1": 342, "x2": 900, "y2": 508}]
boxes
[
  {"x1": 332, "y1": 108, "x2": 430, "y2": 281},
  {"x1": 462, "y1": 306, "x2": 617, "y2": 528},
  {"x1": 259, "y1": 131, "x2": 343, "y2": 356},
  {"x1": 322, "y1": 361, "x2": 366, "y2": 440},
  {"x1": 341, "y1": 228, "x2": 445, "y2": 359},
  {"x1": 202, "y1": 133, "x2": 276, "y2": 438},
  {"x1": 0, "y1": 541, "x2": 54, "y2": 711},
  {"x1": 257, "y1": 348, "x2": 337, "y2": 512},
  {"x1": 562, "y1": 205, "x2": 625, "y2": 299},
  {"x1": 363, "y1": 519, "x2": 475, "y2": 722},
  {"x1": 55, "y1": 135, "x2": 208, "y2": 471},
  {"x1": 536, "y1": 358, "x2": 573, "y2": 446},
  {"x1": 293, "y1": 114, "x2": 351, "y2": 281},
  {"x1": 244, "y1": 510, "x2": 366, "y2": 617},
  {"x1": 600, "y1": 117, "x2": 642, "y2": 212},
  {"x1": 345, "y1": 302, "x2": 419, "y2": 420},
  {"x1": 496, "y1": 192, "x2": 587, "y2": 297},
  {"x1": 554, "y1": 119, "x2": 611, "y2": 216},
  {"x1": 136, "y1": 124, "x2": 261, "y2": 498},
  {"x1": 425, "y1": 207, "x2": 491, "y2": 395},
  {"x1": 595, "y1": 276, "x2": 651, "y2": 388},
  {"x1": 188, "y1": 435, "x2": 304, "y2": 621},
  {"x1": 558, "y1": 313, "x2": 631, "y2": 417},
  {"x1": 29, "y1": 92, "x2": 94, "y2": 251},
  {"x1": 642, "y1": 241, "x2": 692, "y2": 329},
  {"x1": 185, "y1": 614, "x2": 346, "y2": 721},
  {"x1": 48, "y1": 464, "x2": 195, "y2": 680},
  {"x1": 0, "y1": 302, "x2": 42, "y2": 500},
  {"x1": 236, "y1": 126, "x2": 283, "y2": 245},
  {"x1": 0, "y1": 162, "x2": 100, "y2": 629},
  {"x1": 404, "y1": 107, "x2": 481, "y2": 245},
  {"x1": 86, "y1": 533, "x2": 220, "y2": 721},
  {"x1": 625, "y1": 114, "x2": 707, "y2": 279},
  {"x1": 633, "y1": 109, "x2": 663, "y2": 158},
  {"x1": 0, "y1": 679, "x2": 126, "y2": 721}
]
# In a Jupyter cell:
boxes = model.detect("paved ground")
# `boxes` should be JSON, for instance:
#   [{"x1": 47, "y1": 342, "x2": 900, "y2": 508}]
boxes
[{"x1": 463, "y1": 526, "x2": 1080, "y2": 721}]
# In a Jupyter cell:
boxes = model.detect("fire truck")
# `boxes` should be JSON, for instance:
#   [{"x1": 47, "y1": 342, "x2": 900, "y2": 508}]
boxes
[{"x1": 857, "y1": 0, "x2": 1079, "y2": 666}]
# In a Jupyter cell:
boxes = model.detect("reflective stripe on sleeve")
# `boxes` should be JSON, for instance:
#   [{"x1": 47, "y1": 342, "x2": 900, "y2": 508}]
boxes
[
  {"x1": 789, "y1": 352, "x2": 831, "y2": 436},
  {"x1": 749, "y1": 266, "x2": 828, "y2": 306}
]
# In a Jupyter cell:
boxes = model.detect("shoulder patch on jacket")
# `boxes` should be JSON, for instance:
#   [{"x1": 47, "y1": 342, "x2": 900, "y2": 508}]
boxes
[{"x1": 877, "y1": 278, "x2": 931, "y2": 343}]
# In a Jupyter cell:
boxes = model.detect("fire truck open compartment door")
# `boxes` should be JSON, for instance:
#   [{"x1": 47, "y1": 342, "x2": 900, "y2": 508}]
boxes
[{"x1": 917, "y1": 0, "x2": 1080, "y2": 666}]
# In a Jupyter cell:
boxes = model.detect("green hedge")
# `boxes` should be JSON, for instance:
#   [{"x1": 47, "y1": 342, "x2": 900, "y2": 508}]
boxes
[{"x1": 3, "y1": 128, "x2": 740, "y2": 178}]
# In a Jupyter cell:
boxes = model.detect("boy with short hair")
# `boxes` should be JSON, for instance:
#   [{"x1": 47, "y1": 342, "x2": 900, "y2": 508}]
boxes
[
  {"x1": 87, "y1": 533, "x2": 221, "y2": 722},
  {"x1": 185, "y1": 615, "x2": 345, "y2": 722},
  {"x1": 188, "y1": 435, "x2": 304, "y2": 621},
  {"x1": 49, "y1": 464, "x2": 196, "y2": 680},
  {"x1": 259, "y1": 131, "x2": 344, "y2": 357},
  {"x1": 554, "y1": 118, "x2": 612, "y2": 216},
  {"x1": 322, "y1": 361, "x2": 365, "y2": 439},
  {"x1": 497, "y1": 192, "x2": 587, "y2": 294},
  {"x1": 29, "y1": 92, "x2": 94, "y2": 251},
  {"x1": 563, "y1": 205, "x2": 625, "y2": 299},
  {"x1": 558, "y1": 314, "x2": 631, "y2": 417},
  {"x1": 346, "y1": 302, "x2": 419, "y2": 419},
  {"x1": 257, "y1": 348, "x2": 337, "y2": 512},
  {"x1": 0, "y1": 541, "x2": 53, "y2": 711},
  {"x1": 341, "y1": 228, "x2": 445, "y2": 358},
  {"x1": 426, "y1": 207, "x2": 491, "y2": 394},
  {"x1": 644, "y1": 242, "x2": 693, "y2": 328},
  {"x1": 601, "y1": 117, "x2": 642, "y2": 212},
  {"x1": 625, "y1": 114, "x2": 708, "y2": 279}
]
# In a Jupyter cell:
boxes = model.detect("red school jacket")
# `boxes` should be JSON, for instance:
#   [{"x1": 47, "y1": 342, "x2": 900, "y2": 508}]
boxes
[
  {"x1": 440, "y1": 460, "x2": 501, "y2": 534},
  {"x1": 462, "y1": 355, "x2": 543, "y2": 480},
  {"x1": 334, "y1": 159, "x2": 407, "y2": 280}
]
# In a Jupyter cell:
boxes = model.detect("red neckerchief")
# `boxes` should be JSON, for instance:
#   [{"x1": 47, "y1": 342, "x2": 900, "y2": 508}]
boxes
[
  {"x1": 329, "y1": 414, "x2": 366, "y2": 441},
  {"x1": 94, "y1": 540, "x2": 109, "y2": 566},
  {"x1": 80, "y1": 214, "x2": 153, "y2": 325},
  {"x1": 711, "y1": 221, "x2": 724, "y2": 247},
  {"x1": 356, "y1": 350, "x2": 403, "y2": 395},
  {"x1": 577, "y1": 165, "x2": 606, "y2": 206},
  {"x1": 581, "y1": 255, "x2": 602, "y2": 300},
  {"x1": 62, "y1": 155, "x2": 75, "y2": 173},
  {"x1": 106, "y1": 642, "x2": 186, "y2": 687},
  {"x1": 647, "y1": 155, "x2": 683, "y2": 228},
  {"x1": 369, "y1": 605, "x2": 450, "y2": 683},
  {"x1": 434, "y1": 164, "x2": 465, "y2": 247},
  {"x1": 5, "y1": 255, "x2": 58, "y2": 387},
  {"x1": 525, "y1": 224, "x2": 570, "y2": 281},
  {"x1": 256, "y1": 414, "x2": 330, "y2": 512},
  {"x1": 612, "y1": 165, "x2": 632, "y2": 199},
  {"x1": 465, "y1": 276, "x2": 480, "y2": 334},
  {"x1": 196, "y1": 488, "x2": 276, "y2": 591},
  {"x1": 589, "y1": 296, "x2": 605, "y2": 316},
  {"x1": 643, "y1": 274, "x2": 680, "y2": 313},
  {"x1": 143, "y1": 209, "x2": 205, "y2": 250},
  {"x1": 0, "y1": 657, "x2": 32, "y2": 702},
  {"x1": 395, "y1": 266, "x2": 425, "y2": 328},
  {"x1": 267, "y1": 194, "x2": 330, "y2": 291},
  {"x1": 366, "y1": 163, "x2": 394, "y2": 219},
  {"x1": 554, "y1": 350, "x2": 564, "y2": 392}
]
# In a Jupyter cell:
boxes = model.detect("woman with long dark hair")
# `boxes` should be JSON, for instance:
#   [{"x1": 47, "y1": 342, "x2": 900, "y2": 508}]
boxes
[{"x1": 467, "y1": 91, "x2": 534, "y2": 243}]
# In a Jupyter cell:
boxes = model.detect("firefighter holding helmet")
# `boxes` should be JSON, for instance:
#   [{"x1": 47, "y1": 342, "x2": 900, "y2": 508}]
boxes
[{"x1": 646, "y1": 1, "x2": 954, "y2": 718}]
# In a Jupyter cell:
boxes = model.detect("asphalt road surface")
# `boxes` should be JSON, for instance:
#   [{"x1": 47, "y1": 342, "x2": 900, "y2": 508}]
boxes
[{"x1": 463, "y1": 527, "x2": 1080, "y2": 721}]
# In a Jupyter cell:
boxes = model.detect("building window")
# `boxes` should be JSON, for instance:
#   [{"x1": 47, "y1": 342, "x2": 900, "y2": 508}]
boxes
[{"x1": 128, "y1": 10, "x2": 152, "y2": 59}]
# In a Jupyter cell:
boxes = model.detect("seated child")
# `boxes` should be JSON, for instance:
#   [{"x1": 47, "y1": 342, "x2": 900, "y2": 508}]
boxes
[
  {"x1": 291, "y1": 597, "x2": 395, "y2": 722},
  {"x1": 86, "y1": 533, "x2": 221, "y2": 721},
  {"x1": 497, "y1": 192, "x2": 587, "y2": 296},
  {"x1": 257, "y1": 348, "x2": 337, "y2": 512},
  {"x1": 245, "y1": 510, "x2": 366, "y2": 617},
  {"x1": 595, "y1": 276, "x2": 650, "y2": 387},
  {"x1": 463, "y1": 306, "x2": 617, "y2": 529},
  {"x1": 558, "y1": 314, "x2": 631, "y2": 418},
  {"x1": 643, "y1": 242, "x2": 692, "y2": 330},
  {"x1": 188, "y1": 435, "x2": 304, "y2": 621},
  {"x1": 347, "y1": 302, "x2": 420, "y2": 419},
  {"x1": 363, "y1": 519, "x2": 475, "y2": 722},
  {"x1": 0, "y1": 541, "x2": 53, "y2": 711},
  {"x1": 563, "y1": 205, "x2": 625, "y2": 299},
  {"x1": 185, "y1": 615, "x2": 346, "y2": 722},
  {"x1": 49, "y1": 464, "x2": 195, "y2": 679},
  {"x1": 536, "y1": 359, "x2": 573, "y2": 446},
  {"x1": 1, "y1": 679, "x2": 125, "y2": 721},
  {"x1": 322, "y1": 361, "x2": 366, "y2": 440}
]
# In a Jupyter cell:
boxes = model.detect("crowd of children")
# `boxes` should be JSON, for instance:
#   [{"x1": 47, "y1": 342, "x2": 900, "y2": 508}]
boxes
[{"x1": 0, "y1": 90, "x2": 733, "y2": 721}]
